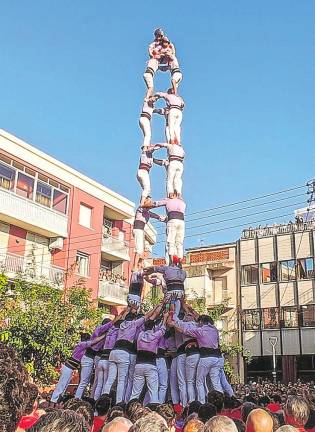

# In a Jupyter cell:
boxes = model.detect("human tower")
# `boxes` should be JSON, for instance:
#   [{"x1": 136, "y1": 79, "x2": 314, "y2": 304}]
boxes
[
  {"x1": 51, "y1": 30, "x2": 233, "y2": 409},
  {"x1": 127, "y1": 27, "x2": 186, "y2": 311}
]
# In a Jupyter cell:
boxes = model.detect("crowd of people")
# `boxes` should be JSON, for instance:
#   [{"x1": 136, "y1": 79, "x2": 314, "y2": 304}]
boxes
[{"x1": 1, "y1": 340, "x2": 315, "y2": 432}]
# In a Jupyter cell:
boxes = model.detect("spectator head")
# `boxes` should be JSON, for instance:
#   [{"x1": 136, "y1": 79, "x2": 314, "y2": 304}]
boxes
[
  {"x1": 188, "y1": 401, "x2": 202, "y2": 415},
  {"x1": 130, "y1": 406, "x2": 151, "y2": 423},
  {"x1": 244, "y1": 395, "x2": 258, "y2": 404},
  {"x1": 184, "y1": 419, "x2": 205, "y2": 432},
  {"x1": 224, "y1": 396, "x2": 242, "y2": 410},
  {"x1": 246, "y1": 408, "x2": 273, "y2": 432},
  {"x1": 275, "y1": 427, "x2": 298, "y2": 432},
  {"x1": 272, "y1": 395, "x2": 282, "y2": 404},
  {"x1": 259, "y1": 396, "x2": 271, "y2": 407},
  {"x1": 125, "y1": 399, "x2": 141, "y2": 419},
  {"x1": 102, "y1": 416, "x2": 132, "y2": 432},
  {"x1": 242, "y1": 402, "x2": 257, "y2": 423},
  {"x1": 129, "y1": 412, "x2": 168, "y2": 432},
  {"x1": 198, "y1": 403, "x2": 217, "y2": 423},
  {"x1": 156, "y1": 403, "x2": 175, "y2": 427},
  {"x1": 65, "y1": 400, "x2": 94, "y2": 429},
  {"x1": 305, "y1": 409, "x2": 315, "y2": 430},
  {"x1": 125, "y1": 312, "x2": 137, "y2": 321},
  {"x1": 23, "y1": 383, "x2": 39, "y2": 414},
  {"x1": 233, "y1": 419, "x2": 246, "y2": 432},
  {"x1": 107, "y1": 405, "x2": 125, "y2": 423},
  {"x1": 95, "y1": 395, "x2": 111, "y2": 417},
  {"x1": 28, "y1": 409, "x2": 86, "y2": 432},
  {"x1": 205, "y1": 415, "x2": 238, "y2": 432},
  {"x1": 0, "y1": 342, "x2": 29, "y2": 432},
  {"x1": 208, "y1": 390, "x2": 224, "y2": 413},
  {"x1": 285, "y1": 396, "x2": 310, "y2": 428}
]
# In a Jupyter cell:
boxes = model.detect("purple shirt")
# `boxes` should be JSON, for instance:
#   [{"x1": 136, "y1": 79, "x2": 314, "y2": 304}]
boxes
[
  {"x1": 117, "y1": 317, "x2": 146, "y2": 343},
  {"x1": 153, "y1": 197, "x2": 186, "y2": 215},
  {"x1": 156, "y1": 92, "x2": 184, "y2": 110},
  {"x1": 91, "y1": 321, "x2": 114, "y2": 352},
  {"x1": 175, "y1": 319, "x2": 220, "y2": 349},
  {"x1": 137, "y1": 325, "x2": 166, "y2": 353},
  {"x1": 134, "y1": 207, "x2": 161, "y2": 229},
  {"x1": 72, "y1": 340, "x2": 95, "y2": 362},
  {"x1": 103, "y1": 326, "x2": 119, "y2": 350},
  {"x1": 152, "y1": 265, "x2": 187, "y2": 284},
  {"x1": 165, "y1": 335, "x2": 177, "y2": 353}
]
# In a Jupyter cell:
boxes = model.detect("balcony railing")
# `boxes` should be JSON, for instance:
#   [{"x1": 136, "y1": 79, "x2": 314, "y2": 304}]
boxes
[
  {"x1": 98, "y1": 280, "x2": 128, "y2": 305},
  {"x1": 101, "y1": 233, "x2": 130, "y2": 261},
  {"x1": 0, "y1": 188, "x2": 68, "y2": 237},
  {"x1": 242, "y1": 220, "x2": 315, "y2": 239},
  {"x1": 0, "y1": 252, "x2": 65, "y2": 286}
]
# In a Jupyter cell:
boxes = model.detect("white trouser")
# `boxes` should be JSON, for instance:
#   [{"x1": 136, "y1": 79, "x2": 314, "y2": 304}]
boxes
[
  {"x1": 171, "y1": 71, "x2": 183, "y2": 87},
  {"x1": 51, "y1": 364, "x2": 73, "y2": 403},
  {"x1": 166, "y1": 219, "x2": 185, "y2": 258},
  {"x1": 103, "y1": 349, "x2": 130, "y2": 403},
  {"x1": 139, "y1": 117, "x2": 151, "y2": 147},
  {"x1": 133, "y1": 228, "x2": 145, "y2": 255},
  {"x1": 218, "y1": 357, "x2": 234, "y2": 396},
  {"x1": 196, "y1": 356, "x2": 223, "y2": 403},
  {"x1": 75, "y1": 355, "x2": 94, "y2": 399},
  {"x1": 143, "y1": 59, "x2": 159, "y2": 88},
  {"x1": 168, "y1": 108, "x2": 182, "y2": 143},
  {"x1": 177, "y1": 353, "x2": 188, "y2": 407},
  {"x1": 156, "y1": 357, "x2": 168, "y2": 403},
  {"x1": 165, "y1": 124, "x2": 170, "y2": 143},
  {"x1": 167, "y1": 160, "x2": 183, "y2": 196},
  {"x1": 127, "y1": 294, "x2": 141, "y2": 308},
  {"x1": 94, "y1": 358, "x2": 110, "y2": 401},
  {"x1": 137, "y1": 169, "x2": 151, "y2": 199},
  {"x1": 90, "y1": 355, "x2": 101, "y2": 398},
  {"x1": 170, "y1": 357, "x2": 180, "y2": 404},
  {"x1": 125, "y1": 353, "x2": 137, "y2": 403},
  {"x1": 130, "y1": 363, "x2": 159, "y2": 404},
  {"x1": 186, "y1": 353, "x2": 200, "y2": 403}
]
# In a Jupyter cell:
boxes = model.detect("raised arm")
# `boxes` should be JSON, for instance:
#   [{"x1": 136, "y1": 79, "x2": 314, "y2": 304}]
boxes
[
  {"x1": 153, "y1": 158, "x2": 168, "y2": 167},
  {"x1": 153, "y1": 108, "x2": 167, "y2": 116},
  {"x1": 154, "y1": 92, "x2": 168, "y2": 100},
  {"x1": 148, "y1": 210, "x2": 166, "y2": 222}
]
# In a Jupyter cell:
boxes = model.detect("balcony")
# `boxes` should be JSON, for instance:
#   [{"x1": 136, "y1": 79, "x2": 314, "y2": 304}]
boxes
[
  {"x1": 98, "y1": 280, "x2": 128, "y2": 306},
  {"x1": 242, "y1": 220, "x2": 315, "y2": 239},
  {"x1": 0, "y1": 188, "x2": 68, "y2": 237},
  {"x1": 101, "y1": 233, "x2": 130, "y2": 261},
  {"x1": 0, "y1": 252, "x2": 65, "y2": 287}
]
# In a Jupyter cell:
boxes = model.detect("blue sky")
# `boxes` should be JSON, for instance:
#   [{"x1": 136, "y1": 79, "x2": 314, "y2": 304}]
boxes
[{"x1": 1, "y1": 1, "x2": 314, "y2": 253}]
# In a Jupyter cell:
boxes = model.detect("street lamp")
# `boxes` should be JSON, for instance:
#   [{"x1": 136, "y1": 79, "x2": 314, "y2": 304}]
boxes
[{"x1": 269, "y1": 336, "x2": 278, "y2": 383}]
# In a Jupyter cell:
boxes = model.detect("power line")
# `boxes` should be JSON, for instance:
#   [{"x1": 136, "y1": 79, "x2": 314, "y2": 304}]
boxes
[{"x1": 155, "y1": 201, "x2": 304, "y2": 235}]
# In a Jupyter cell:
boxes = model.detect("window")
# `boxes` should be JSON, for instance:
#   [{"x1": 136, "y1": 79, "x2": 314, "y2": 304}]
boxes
[
  {"x1": 297, "y1": 258, "x2": 314, "y2": 280},
  {"x1": 79, "y1": 204, "x2": 92, "y2": 228},
  {"x1": 16, "y1": 172, "x2": 34, "y2": 200},
  {"x1": 0, "y1": 162, "x2": 15, "y2": 190},
  {"x1": 36, "y1": 181, "x2": 52, "y2": 207},
  {"x1": 241, "y1": 265, "x2": 259, "y2": 285},
  {"x1": 279, "y1": 260, "x2": 296, "y2": 281},
  {"x1": 301, "y1": 304, "x2": 315, "y2": 327},
  {"x1": 243, "y1": 309, "x2": 261, "y2": 330},
  {"x1": 76, "y1": 252, "x2": 90, "y2": 277},
  {"x1": 53, "y1": 189, "x2": 68, "y2": 214},
  {"x1": 262, "y1": 307, "x2": 280, "y2": 329},
  {"x1": 281, "y1": 306, "x2": 299, "y2": 328},
  {"x1": 260, "y1": 262, "x2": 277, "y2": 283}
]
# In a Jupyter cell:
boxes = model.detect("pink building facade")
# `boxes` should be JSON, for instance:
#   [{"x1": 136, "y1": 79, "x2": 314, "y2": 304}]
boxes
[{"x1": 0, "y1": 130, "x2": 156, "y2": 312}]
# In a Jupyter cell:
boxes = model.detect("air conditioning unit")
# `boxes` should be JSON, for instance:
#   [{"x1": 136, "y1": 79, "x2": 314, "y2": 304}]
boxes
[{"x1": 49, "y1": 237, "x2": 64, "y2": 251}]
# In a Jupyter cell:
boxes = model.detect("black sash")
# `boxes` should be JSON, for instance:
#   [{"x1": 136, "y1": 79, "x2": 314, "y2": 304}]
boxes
[
  {"x1": 65, "y1": 357, "x2": 80, "y2": 370},
  {"x1": 199, "y1": 347, "x2": 221, "y2": 358},
  {"x1": 168, "y1": 211, "x2": 184, "y2": 221},
  {"x1": 166, "y1": 281, "x2": 184, "y2": 292},
  {"x1": 85, "y1": 348, "x2": 97, "y2": 359},
  {"x1": 133, "y1": 220, "x2": 145, "y2": 230},
  {"x1": 136, "y1": 350, "x2": 157, "y2": 366},
  {"x1": 114, "y1": 339, "x2": 137, "y2": 354}
]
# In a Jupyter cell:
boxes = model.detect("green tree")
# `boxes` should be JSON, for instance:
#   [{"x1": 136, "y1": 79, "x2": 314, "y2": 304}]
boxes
[{"x1": 0, "y1": 274, "x2": 103, "y2": 384}]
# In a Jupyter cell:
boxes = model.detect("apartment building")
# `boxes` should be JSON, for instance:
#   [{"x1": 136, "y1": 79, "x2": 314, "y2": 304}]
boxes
[
  {"x1": 0, "y1": 129, "x2": 156, "y2": 312},
  {"x1": 239, "y1": 221, "x2": 315, "y2": 382}
]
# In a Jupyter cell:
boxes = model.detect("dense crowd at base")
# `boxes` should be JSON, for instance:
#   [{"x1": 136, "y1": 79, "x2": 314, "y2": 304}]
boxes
[{"x1": 1, "y1": 343, "x2": 315, "y2": 432}]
